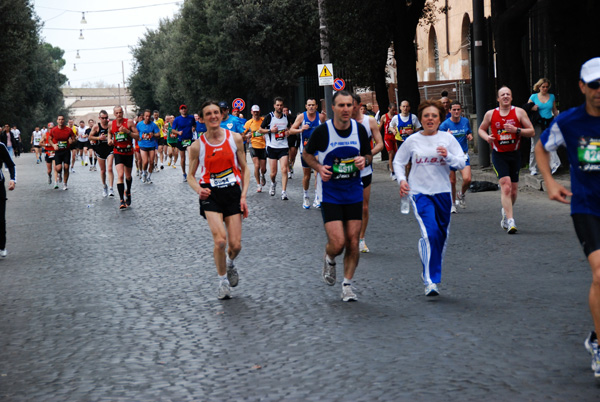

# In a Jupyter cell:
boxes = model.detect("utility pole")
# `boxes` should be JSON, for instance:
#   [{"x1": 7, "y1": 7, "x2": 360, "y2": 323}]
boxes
[
  {"x1": 318, "y1": 0, "x2": 333, "y2": 120},
  {"x1": 473, "y1": 0, "x2": 490, "y2": 167}
]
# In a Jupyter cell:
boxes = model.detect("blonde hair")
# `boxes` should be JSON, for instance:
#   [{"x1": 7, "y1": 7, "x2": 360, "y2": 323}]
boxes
[{"x1": 533, "y1": 78, "x2": 551, "y2": 92}]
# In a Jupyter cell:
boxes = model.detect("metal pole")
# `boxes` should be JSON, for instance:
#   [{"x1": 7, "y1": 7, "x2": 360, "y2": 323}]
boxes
[
  {"x1": 318, "y1": 0, "x2": 333, "y2": 120},
  {"x1": 122, "y1": 61, "x2": 128, "y2": 115},
  {"x1": 472, "y1": 0, "x2": 490, "y2": 167}
]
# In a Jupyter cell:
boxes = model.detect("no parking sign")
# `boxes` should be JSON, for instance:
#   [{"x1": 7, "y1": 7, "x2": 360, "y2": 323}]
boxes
[
  {"x1": 232, "y1": 98, "x2": 245, "y2": 111},
  {"x1": 333, "y1": 78, "x2": 345, "y2": 91}
]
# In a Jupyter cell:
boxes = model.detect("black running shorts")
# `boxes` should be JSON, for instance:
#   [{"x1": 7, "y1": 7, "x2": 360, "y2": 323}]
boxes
[
  {"x1": 321, "y1": 201, "x2": 363, "y2": 224},
  {"x1": 572, "y1": 214, "x2": 600, "y2": 257}
]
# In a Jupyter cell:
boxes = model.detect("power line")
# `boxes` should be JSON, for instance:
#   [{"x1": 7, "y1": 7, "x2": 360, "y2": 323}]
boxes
[
  {"x1": 44, "y1": 25, "x2": 157, "y2": 31},
  {"x1": 37, "y1": 1, "x2": 181, "y2": 14},
  {"x1": 65, "y1": 46, "x2": 130, "y2": 53}
]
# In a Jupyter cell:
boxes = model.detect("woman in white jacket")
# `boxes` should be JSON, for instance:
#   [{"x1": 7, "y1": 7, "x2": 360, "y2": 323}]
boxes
[{"x1": 393, "y1": 99, "x2": 465, "y2": 297}]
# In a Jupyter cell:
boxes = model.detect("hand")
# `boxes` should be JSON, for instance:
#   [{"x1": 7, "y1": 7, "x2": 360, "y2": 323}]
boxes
[
  {"x1": 467, "y1": 133, "x2": 473, "y2": 141},
  {"x1": 532, "y1": 104, "x2": 539, "y2": 112},
  {"x1": 354, "y1": 156, "x2": 366, "y2": 170},
  {"x1": 271, "y1": 126, "x2": 277, "y2": 133},
  {"x1": 8, "y1": 180, "x2": 15, "y2": 191},
  {"x1": 301, "y1": 124, "x2": 309, "y2": 131},
  {"x1": 198, "y1": 187, "x2": 211, "y2": 200},
  {"x1": 240, "y1": 198, "x2": 249, "y2": 219},
  {"x1": 399, "y1": 180, "x2": 410, "y2": 197},
  {"x1": 318, "y1": 164, "x2": 332, "y2": 182},
  {"x1": 504, "y1": 123, "x2": 518, "y2": 134},
  {"x1": 546, "y1": 179, "x2": 571, "y2": 204},
  {"x1": 486, "y1": 134, "x2": 496, "y2": 145},
  {"x1": 436, "y1": 146, "x2": 448, "y2": 158}
]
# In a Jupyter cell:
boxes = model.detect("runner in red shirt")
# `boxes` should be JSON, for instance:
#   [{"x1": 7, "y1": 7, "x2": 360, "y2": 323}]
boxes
[
  {"x1": 108, "y1": 106, "x2": 139, "y2": 210},
  {"x1": 48, "y1": 115, "x2": 76, "y2": 190}
]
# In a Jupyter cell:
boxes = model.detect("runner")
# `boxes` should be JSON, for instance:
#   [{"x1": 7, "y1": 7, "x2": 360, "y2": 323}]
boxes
[
  {"x1": 439, "y1": 102, "x2": 472, "y2": 213},
  {"x1": 243, "y1": 105, "x2": 267, "y2": 192},
  {"x1": 393, "y1": 100, "x2": 465, "y2": 296},
  {"x1": 48, "y1": 115, "x2": 76, "y2": 191},
  {"x1": 153, "y1": 110, "x2": 166, "y2": 170},
  {"x1": 88, "y1": 110, "x2": 115, "y2": 197},
  {"x1": 351, "y1": 93, "x2": 384, "y2": 253},
  {"x1": 31, "y1": 126, "x2": 43, "y2": 164},
  {"x1": 289, "y1": 98, "x2": 325, "y2": 209},
  {"x1": 0, "y1": 140, "x2": 16, "y2": 257},
  {"x1": 390, "y1": 100, "x2": 421, "y2": 150},
  {"x1": 285, "y1": 106, "x2": 300, "y2": 180},
  {"x1": 478, "y1": 86, "x2": 535, "y2": 233},
  {"x1": 165, "y1": 115, "x2": 179, "y2": 168},
  {"x1": 86, "y1": 119, "x2": 97, "y2": 171},
  {"x1": 303, "y1": 91, "x2": 373, "y2": 302},
  {"x1": 259, "y1": 97, "x2": 291, "y2": 200},
  {"x1": 171, "y1": 105, "x2": 195, "y2": 182},
  {"x1": 108, "y1": 106, "x2": 139, "y2": 210},
  {"x1": 41, "y1": 123, "x2": 56, "y2": 186},
  {"x1": 379, "y1": 103, "x2": 398, "y2": 180},
  {"x1": 74, "y1": 120, "x2": 89, "y2": 168},
  {"x1": 137, "y1": 109, "x2": 160, "y2": 184},
  {"x1": 535, "y1": 57, "x2": 600, "y2": 379},
  {"x1": 187, "y1": 101, "x2": 250, "y2": 300}
]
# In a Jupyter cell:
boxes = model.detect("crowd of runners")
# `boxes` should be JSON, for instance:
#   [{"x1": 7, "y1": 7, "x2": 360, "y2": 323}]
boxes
[{"x1": 16, "y1": 58, "x2": 600, "y2": 379}]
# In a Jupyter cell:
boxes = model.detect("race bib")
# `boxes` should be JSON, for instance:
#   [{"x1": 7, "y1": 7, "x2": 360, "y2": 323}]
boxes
[
  {"x1": 210, "y1": 168, "x2": 237, "y2": 188},
  {"x1": 142, "y1": 132, "x2": 152, "y2": 140},
  {"x1": 578, "y1": 137, "x2": 600, "y2": 171},
  {"x1": 182, "y1": 139, "x2": 192, "y2": 147},
  {"x1": 58, "y1": 141, "x2": 68, "y2": 149},
  {"x1": 115, "y1": 132, "x2": 127, "y2": 141},
  {"x1": 332, "y1": 157, "x2": 359, "y2": 180},
  {"x1": 275, "y1": 130, "x2": 286, "y2": 141},
  {"x1": 252, "y1": 131, "x2": 263, "y2": 138}
]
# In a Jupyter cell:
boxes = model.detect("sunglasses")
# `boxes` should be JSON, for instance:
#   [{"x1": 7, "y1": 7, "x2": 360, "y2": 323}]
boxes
[{"x1": 586, "y1": 81, "x2": 600, "y2": 90}]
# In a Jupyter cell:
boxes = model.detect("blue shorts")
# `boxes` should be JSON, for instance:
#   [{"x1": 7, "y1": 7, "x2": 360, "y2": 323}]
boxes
[{"x1": 450, "y1": 153, "x2": 470, "y2": 172}]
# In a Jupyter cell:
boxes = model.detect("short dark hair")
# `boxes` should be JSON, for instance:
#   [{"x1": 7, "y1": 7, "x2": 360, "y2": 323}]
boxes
[
  {"x1": 450, "y1": 102, "x2": 462, "y2": 109},
  {"x1": 99, "y1": 110, "x2": 108, "y2": 116},
  {"x1": 274, "y1": 96, "x2": 284, "y2": 104},
  {"x1": 199, "y1": 100, "x2": 221, "y2": 118},
  {"x1": 153, "y1": 110, "x2": 159, "y2": 114},
  {"x1": 305, "y1": 98, "x2": 317, "y2": 105},
  {"x1": 417, "y1": 99, "x2": 445, "y2": 122},
  {"x1": 332, "y1": 90, "x2": 352, "y2": 105},
  {"x1": 351, "y1": 93, "x2": 362, "y2": 104}
]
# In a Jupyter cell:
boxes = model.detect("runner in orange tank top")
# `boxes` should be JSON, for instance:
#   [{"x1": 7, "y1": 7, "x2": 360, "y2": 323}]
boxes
[{"x1": 187, "y1": 101, "x2": 250, "y2": 300}]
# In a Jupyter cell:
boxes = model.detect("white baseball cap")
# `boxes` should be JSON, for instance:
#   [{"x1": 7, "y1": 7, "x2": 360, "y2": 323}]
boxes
[
  {"x1": 251, "y1": 105, "x2": 260, "y2": 112},
  {"x1": 580, "y1": 57, "x2": 600, "y2": 83}
]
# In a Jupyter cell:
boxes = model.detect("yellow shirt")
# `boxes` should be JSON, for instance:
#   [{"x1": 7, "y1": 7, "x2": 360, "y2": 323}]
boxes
[{"x1": 244, "y1": 117, "x2": 265, "y2": 149}]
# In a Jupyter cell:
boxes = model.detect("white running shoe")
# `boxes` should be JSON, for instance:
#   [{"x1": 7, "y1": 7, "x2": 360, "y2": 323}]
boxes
[
  {"x1": 288, "y1": 171, "x2": 293, "y2": 179},
  {"x1": 108, "y1": 188, "x2": 114, "y2": 197},
  {"x1": 322, "y1": 256, "x2": 336, "y2": 286},
  {"x1": 281, "y1": 191, "x2": 288, "y2": 200},
  {"x1": 226, "y1": 261, "x2": 239, "y2": 288},
  {"x1": 457, "y1": 191, "x2": 466, "y2": 208},
  {"x1": 425, "y1": 283, "x2": 439, "y2": 296},
  {"x1": 500, "y1": 208, "x2": 508, "y2": 230},
  {"x1": 217, "y1": 281, "x2": 232, "y2": 300},
  {"x1": 269, "y1": 182, "x2": 276, "y2": 196},
  {"x1": 313, "y1": 198, "x2": 321, "y2": 209},
  {"x1": 303, "y1": 196, "x2": 310, "y2": 209},
  {"x1": 506, "y1": 218, "x2": 517, "y2": 234},
  {"x1": 451, "y1": 205, "x2": 457, "y2": 214},
  {"x1": 390, "y1": 172, "x2": 396, "y2": 181},
  {"x1": 256, "y1": 184, "x2": 262, "y2": 193},
  {"x1": 0, "y1": 249, "x2": 7, "y2": 257},
  {"x1": 341, "y1": 284, "x2": 358, "y2": 302},
  {"x1": 102, "y1": 185, "x2": 108, "y2": 197},
  {"x1": 62, "y1": 183, "x2": 68, "y2": 191},
  {"x1": 260, "y1": 174, "x2": 266, "y2": 186},
  {"x1": 359, "y1": 238, "x2": 370, "y2": 253}
]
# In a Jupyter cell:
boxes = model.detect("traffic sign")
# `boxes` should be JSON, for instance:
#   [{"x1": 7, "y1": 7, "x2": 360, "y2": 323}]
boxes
[
  {"x1": 232, "y1": 98, "x2": 245, "y2": 111},
  {"x1": 333, "y1": 78, "x2": 345, "y2": 91},
  {"x1": 317, "y1": 63, "x2": 334, "y2": 86}
]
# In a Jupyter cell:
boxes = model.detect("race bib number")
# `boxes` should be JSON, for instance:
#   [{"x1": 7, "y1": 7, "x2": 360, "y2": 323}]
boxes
[
  {"x1": 252, "y1": 131, "x2": 263, "y2": 138},
  {"x1": 332, "y1": 157, "x2": 359, "y2": 179},
  {"x1": 496, "y1": 129, "x2": 516, "y2": 145},
  {"x1": 578, "y1": 137, "x2": 600, "y2": 171},
  {"x1": 46, "y1": 151, "x2": 55, "y2": 157},
  {"x1": 182, "y1": 139, "x2": 192, "y2": 147},
  {"x1": 58, "y1": 141, "x2": 68, "y2": 149},
  {"x1": 210, "y1": 168, "x2": 237, "y2": 188},
  {"x1": 275, "y1": 130, "x2": 286, "y2": 141},
  {"x1": 115, "y1": 132, "x2": 127, "y2": 141},
  {"x1": 142, "y1": 132, "x2": 152, "y2": 140}
]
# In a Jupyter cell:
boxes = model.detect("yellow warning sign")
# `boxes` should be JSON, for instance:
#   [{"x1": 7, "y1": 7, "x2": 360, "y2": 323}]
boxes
[{"x1": 319, "y1": 65, "x2": 332, "y2": 77}]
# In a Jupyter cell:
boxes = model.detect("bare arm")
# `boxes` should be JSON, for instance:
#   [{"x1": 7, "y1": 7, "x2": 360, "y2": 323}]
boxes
[
  {"x1": 233, "y1": 133, "x2": 250, "y2": 218},
  {"x1": 289, "y1": 114, "x2": 305, "y2": 135},
  {"x1": 478, "y1": 110, "x2": 494, "y2": 145},
  {"x1": 369, "y1": 117, "x2": 383, "y2": 156},
  {"x1": 535, "y1": 140, "x2": 571, "y2": 204},
  {"x1": 302, "y1": 151, "x2": 332, "y2": 182}
]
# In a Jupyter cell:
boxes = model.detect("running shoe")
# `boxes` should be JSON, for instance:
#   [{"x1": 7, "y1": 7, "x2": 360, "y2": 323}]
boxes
[
  {"x1": 585, "y1": 331, "x2": 599, "y2": 371},
  {"x1": 172, "y1": 164, "x2": 177, "y2": 169},
  {"x1": 260, "y1": 174, "x2": 266, "y2": 186},
  {"x1": 54, "y1": 182, "x2": 59, "y2": 189},
  {"x1": 141, "y1": 172, "x2": 147, "y2": 183},
  {"x1": 125, "y1": 191, "x2": 132, "y2": 206},
  {"x1": 303, "y1": 196, "x2": 310, "y2": 209},
  {"x1": 217, "y1": 281, "x2": 232, "y2": 300},
  {"x1": 108, "y1": 188, "x2": 114, "y2": 197},
  {"x1": 227, "y1": 262, "x2": 239, "y2": 288},
  {"x1": 62, "y1": 183, "x2": 68, "y2": 191},
  {"x1": 119, "y1": 201, "x2": 127, "y2": 210},
  {"x1": 102, "y1": 185, "x2": 108, "y2": 198},
  {"x1": 167, "y1": 161, "x2": 171, "y2": 166},
  {"x1": 506, "y1": 218, "x2": 517, "y2": 234},
  {"x1": 256, "y1": 184, "x2": 262, "y2": 193},
  {"x1": 390, "y1": 172, "x2": 396, "y2": 181},
  {"x1": 451, "y1": 205, "x2": 457, "y2": 214},
  {"x1": 281, "y1": 191, "x2": 288, "y2": 200},
  {"x1": 160, "y1": 164, "x2": 164, "y2": 170},
  {"x1": 341, "y1": 284, "x2": 358, "y2": 302},
  {"x1": 183, "y1": 173, "x2": 187, "y2": 183},
  {"x1": 288, "y1": 171, "x2": 292, "y2": 179},
  {"x1": 359, "y1": 238, "x2": 370, "y2": 253},
  {"x1": 0, "y1": 249, "x2": 7, "y2": 257},
  {"x1": 500, "y1": 208, "x2": 508, "y2": 230},
  {"x1": 47, "y1": 175, "x2": 52, "y2": 185},
  {"x1": 269, "y1": 182, "x2": 276, "y2": 196},
  {"x1": 457, "y1": 191, "x2": 466, "y2": 208},
  {"x1": 58, "y1": 172, "x2": 62, "y2": 183},
  {"x1": 82, "y1": 160, "x2": 85, "y2": 166},
  {"x1": 322, "y1": 255, "x2": 336, "y2": 286},
  {"x1": 425, "y1": 283, "x2": 439, "y2": 296},
  {"x1": 313, "y1": 198, "x2": 321, "y2": 209},
  {"x1": 71, "y1": 168, "x2": 75, "y2": 173}
]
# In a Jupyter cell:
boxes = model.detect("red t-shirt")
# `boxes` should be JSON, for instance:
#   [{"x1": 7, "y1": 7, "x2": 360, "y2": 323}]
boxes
[
  {"x1": 490, "y1": 106, "x2": 522, "y2": 152},
  {"x1": 50, "y1": 126, "x2": 73, "y2": 151}
]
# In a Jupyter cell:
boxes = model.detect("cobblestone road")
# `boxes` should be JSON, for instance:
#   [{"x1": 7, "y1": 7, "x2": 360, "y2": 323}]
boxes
[{"x1": 0, "y1": 152, "x2": 596, "y2": 401}]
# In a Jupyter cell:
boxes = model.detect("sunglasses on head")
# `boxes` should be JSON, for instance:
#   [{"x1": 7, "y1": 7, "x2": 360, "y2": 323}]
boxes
[{"x1": 586, "y1": 81, "x2": 600, "y2": 90}]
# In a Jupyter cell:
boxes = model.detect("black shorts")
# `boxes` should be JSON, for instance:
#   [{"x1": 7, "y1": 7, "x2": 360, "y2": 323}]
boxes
[
  {"x1": 140, "y1": 146, "x2": 155, "y2": 153},
  {"x1": 167, "y1": 141, "x2": 178, "y2": 148},
  {"x1": 177, "y1": 140, "x2": 193, "y2": 152},
  {"x1": 199, "y1": 184, "x2": 242, "y2": 219},
  {"x1": 572, "y1": 214, "x2": 600, "y2": 257},
  {"x1": 158, "y1": 138, "x2": 167, "y2": 146},
  {"x1": 95, "y1": 144, "x2": 114, "y2": 160},
  {"x1": 287, "y1": 134, "x2": 300, "y2": 148},
  {"x1": 250, "y1": 147, "x2": 267, "y2": 160},
  {"x1": 361, "y1": 173, "x2": 372, "y2": 188},
  {"x1": 267, "y1": 147, "x2": 289, "y2": 160},
  {"x1": 45, "y1": 153, "x2": 54, "y2": 163},
  {"x1": 54, "y1": 150, "x2": 70, "y2": 166},
  {"x1": 33, "y1": 145, "x2": 41, "y2": 149},
  {"x1": 321, "y1": 201, "x2": 363, "y2": 224},
  {"x1": 77, "y1": 141, "x2": 89, "y2": 150},
  {"x1": 114, "y1": 153, "x2": 134, "y2": 168},
  {"x1": 492, "y1": 150, "x2": 521, "y2": 183}
]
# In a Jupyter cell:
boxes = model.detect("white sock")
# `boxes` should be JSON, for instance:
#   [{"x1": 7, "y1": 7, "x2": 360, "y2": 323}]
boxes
[
  {"x1": 219, "y1": 274, "x2": 228, "y2": 283},
  {"x1": 326, "y1": 255, "x2": 335, "y2": 265},
  {"x1": 343, "y1": 278, "x2": 352, "y2": 286},
  {"x1": 303, "y1": 190, "x2": 308, "y2": 197}
]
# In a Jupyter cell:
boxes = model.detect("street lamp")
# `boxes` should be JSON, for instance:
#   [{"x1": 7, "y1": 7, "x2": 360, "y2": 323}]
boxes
[
  {"x1": 81, "y1": 12, "x2": 87, "y2": 24},
  {"x1": 79, "y1": 29, "x2": 84, "y2": 40},
  {"x1": 73, "y1": 64, "x2": 77, "y2": 72},
  {"x1": 76, "y1": 50, "x2": 80, "y2": 59}
]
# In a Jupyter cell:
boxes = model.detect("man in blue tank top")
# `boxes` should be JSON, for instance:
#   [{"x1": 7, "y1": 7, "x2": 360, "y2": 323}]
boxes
[
  {"x1": 536, "y1": 57, "x2": 600, "y2": 379},
  {"x1": 303, "y1": 91, "x2": 372, "y2": 302}
]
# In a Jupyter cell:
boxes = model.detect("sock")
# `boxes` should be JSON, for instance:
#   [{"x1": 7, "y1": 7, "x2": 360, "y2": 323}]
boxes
[
  {"x1": 117, "y1": 183, "x2": 125, "y2": 200},
  {"x1": 326, "y1": 255, "x2": 335, "y2": 266},
  {"x1": 226, "y1": 256, "x2": 234, "y2": 268},
  {"x1": 343, "y1": 278, "x2": 352, "y2": 286},
  {"x1": 303, "y1": 190, "x2": 308, "y2": 197},
  {"x1": 219, "y1": 273, "x2": 228, "y2": 283},
  {"x1": 147, "y1": 173, "x2": 152, "y2": 181},
  {"x1": 126, "y1": 177, "x2": 132, "y2": 192}
]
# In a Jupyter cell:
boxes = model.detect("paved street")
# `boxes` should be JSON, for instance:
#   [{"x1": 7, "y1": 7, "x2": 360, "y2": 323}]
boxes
[{"x1": 0, "y1": 152, "x2": 597, "y2": 401}]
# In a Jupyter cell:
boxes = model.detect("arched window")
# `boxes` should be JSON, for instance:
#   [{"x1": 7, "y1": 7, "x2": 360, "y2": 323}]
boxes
[
  {"x1": 461, "y1": 13, "x2": 472, "y2": 80},
  {"x1": 428, "y1": 28, "x2": 440, "y2": 81}
]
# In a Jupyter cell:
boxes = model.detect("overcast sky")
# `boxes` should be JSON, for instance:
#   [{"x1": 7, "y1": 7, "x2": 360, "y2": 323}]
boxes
[{"x1": 33, "y1": 0, "x2": 183, "y2": 88}]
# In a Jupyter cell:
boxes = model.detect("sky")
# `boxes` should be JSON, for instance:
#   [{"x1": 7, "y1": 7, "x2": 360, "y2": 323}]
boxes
[{"x1": 33, "y1": 0, "x2": 183, "y2": 88}]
